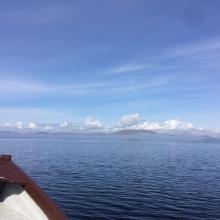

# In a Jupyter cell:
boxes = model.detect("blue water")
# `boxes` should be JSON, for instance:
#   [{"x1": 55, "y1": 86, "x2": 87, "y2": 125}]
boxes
[{"x1": 0, "y1": 133, "x2": 220, "y2": 220}]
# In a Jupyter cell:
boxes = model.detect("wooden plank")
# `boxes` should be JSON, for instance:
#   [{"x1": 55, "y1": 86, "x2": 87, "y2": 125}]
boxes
[{"x1": 0, "y1": 155, "x2": 25, "y2": 184}]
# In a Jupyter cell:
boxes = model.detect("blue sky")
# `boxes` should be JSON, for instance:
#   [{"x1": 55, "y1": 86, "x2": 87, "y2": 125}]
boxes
[{"x1": 0, "y1": 0, "x2": 220, "y2": 130}]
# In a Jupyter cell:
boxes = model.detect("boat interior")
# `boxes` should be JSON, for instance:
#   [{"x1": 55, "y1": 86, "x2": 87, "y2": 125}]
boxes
[{"x1": 0, "y1": 181, "x2": 48, "y2": 220}]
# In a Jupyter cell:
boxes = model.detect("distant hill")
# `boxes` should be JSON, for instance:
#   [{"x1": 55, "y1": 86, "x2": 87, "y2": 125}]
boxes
[{"x1": 113, "y1": 129, "x2": 157, "y2": 135}]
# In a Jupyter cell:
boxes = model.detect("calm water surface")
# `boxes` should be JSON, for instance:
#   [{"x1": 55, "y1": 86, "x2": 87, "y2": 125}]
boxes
[{"x1": 0, "y1": 134, "x2": 220, "y2": 220}]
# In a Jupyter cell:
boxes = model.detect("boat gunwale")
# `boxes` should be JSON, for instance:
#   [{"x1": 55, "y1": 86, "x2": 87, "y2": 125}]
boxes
[{"x1": 0, "y1": 154, "x2": 68, "y2": 220}]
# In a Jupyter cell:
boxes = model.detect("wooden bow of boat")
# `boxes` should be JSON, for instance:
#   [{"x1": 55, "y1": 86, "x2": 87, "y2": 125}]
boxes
[{"x1": 0, "y1": 154, "x2": 68, "y2": 220}]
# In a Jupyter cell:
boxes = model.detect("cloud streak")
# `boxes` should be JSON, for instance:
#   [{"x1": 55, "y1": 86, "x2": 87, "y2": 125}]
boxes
[
  {"x1": 0, "y1": 75, "x2": 170, "y2": 99},
  {"x1": 1, "y1": 38, "x2": 219, "y2": 101},
  {"x1": 106, "y1": 37, "x2": 220, "y2": 77},
  {"x1": 108, "y1": 63, "x2": 149, "y2": 74}
]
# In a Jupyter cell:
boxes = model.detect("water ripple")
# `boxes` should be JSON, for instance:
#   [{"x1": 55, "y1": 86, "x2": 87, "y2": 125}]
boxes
[{"x1": 1, "y1": 135, "x2": 220, "y2": 219}]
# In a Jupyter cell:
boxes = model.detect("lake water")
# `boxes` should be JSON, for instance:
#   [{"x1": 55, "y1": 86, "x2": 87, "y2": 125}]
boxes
[{"x1": 0, "y1": 133, "x2": 220, "y2": 220}]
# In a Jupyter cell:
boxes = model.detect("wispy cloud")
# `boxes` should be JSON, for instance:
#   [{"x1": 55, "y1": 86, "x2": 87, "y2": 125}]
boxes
[
  {"x1": 108, "y1": 63, "x2": 149, "y2": 74},
  {"x1": 1, "y1": 38, "x2": 218, "y2": 100},
  {"x1": 0, "y1": 75, "x2": 170, "y2": 99},
  {"x1": 0, "y1": 78, "x2": 107, "y2": 97},
  {"x1": 147, "y1": 37, "x2": 220, "y2": 73},
  {"x1": 166, "y1": 37, "x2": 220, "y2": 58},
  {"x1": 102, "y1": 37, "x2": 220, "y2": 81},
  {"x1": 0, "y1": 79, "x2": 47, "y2": 94}
]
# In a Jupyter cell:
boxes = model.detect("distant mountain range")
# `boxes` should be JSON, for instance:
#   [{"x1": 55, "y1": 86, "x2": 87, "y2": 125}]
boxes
[
  {"x1": 0, "y1": 129, "x2": 219, "y2": 141},
  {"x1": 113, "y1": 129, "x2": 157, "y2": 135}
]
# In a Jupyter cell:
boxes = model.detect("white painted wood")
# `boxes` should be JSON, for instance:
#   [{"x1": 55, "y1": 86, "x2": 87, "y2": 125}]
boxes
[
  {"x1": 0, "y1": 203, "x2": 30, "y2": 220},
  {"x1": 0, "y1": 183, "x2": 49, "y2": 220}
]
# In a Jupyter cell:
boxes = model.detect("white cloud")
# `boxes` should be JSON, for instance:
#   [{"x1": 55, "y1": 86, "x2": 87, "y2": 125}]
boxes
[
  {"x1": 15, "y1": 121, "x2": 23, "y2": 129},
  {"x1": 118, "y1": 113, "x2": 141, "y2": 127},
  {"x1": 4, "y1": 122, "x2": 11, "y2": 127},
  {"x1": 0, "y1": 113, "x2": 212, "y2": 134},
  {"x1": 59, "y1": 122, "x2": 68, "y2": 128},
  {"x1": 116, "y1": 114, "x2": 195, "y2": 131},
  {"x1": 44, "y1": 125, "x2": 52, "y2": 130},
  {"x1": 83, "y1": 117, "x2": 103, "y2": 129},
  {"x1": 164, "y1": 119, "x2": 194, "y2": 130},
  {"x1": 130, "y1": 121, "x2": 162, "y2": 130},
  {"x1": 28, "y1": 122, "x2": 37, "y2": 129}
]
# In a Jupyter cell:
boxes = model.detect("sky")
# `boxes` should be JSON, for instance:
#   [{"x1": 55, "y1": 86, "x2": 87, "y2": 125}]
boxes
[{"x1": 0, "y1": 0, "x2": 220, "y2": 131}]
